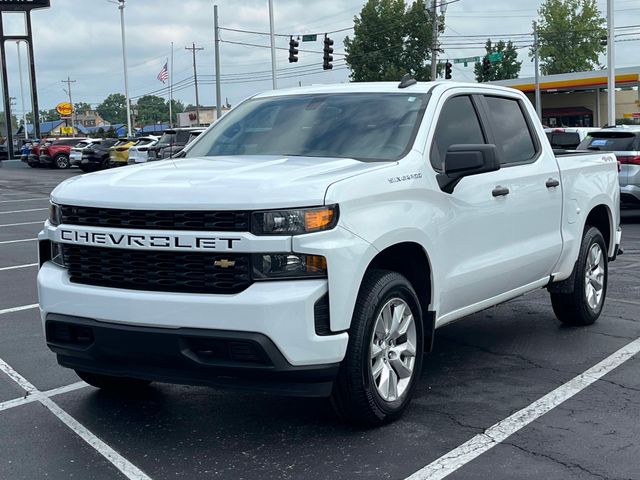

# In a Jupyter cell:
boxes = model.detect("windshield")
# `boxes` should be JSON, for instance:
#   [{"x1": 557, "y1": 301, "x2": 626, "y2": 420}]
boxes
[
  {"x1": 186, "y1": 93, "x2": 429, "y2": 162},
  {"x1": 158, "y1": 132, "x2": 176, "y2": 144}
]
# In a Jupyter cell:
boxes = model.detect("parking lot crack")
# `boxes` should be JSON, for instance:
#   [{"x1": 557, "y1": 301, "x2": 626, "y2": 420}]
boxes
[
  {"x1": 427, "y1": 409, "x2": 485, "y2": 432},
  {"x1": 502, "y1": 442, "x2": 615, "y2": 480}
]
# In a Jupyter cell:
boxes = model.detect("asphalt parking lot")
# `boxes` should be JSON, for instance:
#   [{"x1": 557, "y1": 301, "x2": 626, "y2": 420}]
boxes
[{"x1": 1, "y1": 159, "x2": 639, "y2": 480}]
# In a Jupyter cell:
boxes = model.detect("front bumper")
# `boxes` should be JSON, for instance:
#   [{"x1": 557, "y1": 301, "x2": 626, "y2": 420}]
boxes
[
  {"x1": 46, "y1": 314, "x2": 340, "y2": 396},
  {"x1": 38, "y1": 261, "x2": 348, "y2": 370},
  {"x1": 39, "y1": 155, "x2": 54, "y2": 165}
]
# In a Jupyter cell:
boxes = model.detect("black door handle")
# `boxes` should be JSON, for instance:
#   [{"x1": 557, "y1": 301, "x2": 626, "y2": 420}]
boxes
[
  {"x1": 492, "y1": 186, "x2": 510, "y2": 197},
  {"x1": 546, "y1": 178, "x2": 560, "y2": 188}
]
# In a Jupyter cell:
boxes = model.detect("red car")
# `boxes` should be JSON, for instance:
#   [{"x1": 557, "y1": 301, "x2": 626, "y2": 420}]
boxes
[{"x1": 39, "y1": 138, "x2": 85, "y2": 169}]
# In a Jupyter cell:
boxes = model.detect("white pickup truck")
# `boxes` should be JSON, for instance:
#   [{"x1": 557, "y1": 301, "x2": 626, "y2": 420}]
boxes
[{"x1": 38, "y1": 80, "x2": 621, "y2": 425}]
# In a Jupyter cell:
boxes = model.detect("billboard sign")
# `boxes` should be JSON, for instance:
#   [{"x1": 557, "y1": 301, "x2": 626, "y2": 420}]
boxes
[
  {"x1": 0, "y1": 0, "x2": 50, "y2": 12},
  {"x1": 56, "y1": 102, "x2": 73, "y2": 116}
]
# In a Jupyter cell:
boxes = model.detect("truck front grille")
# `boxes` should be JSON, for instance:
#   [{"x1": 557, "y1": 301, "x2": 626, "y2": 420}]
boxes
[
  {"x1": 62, "y1": 244, "x2": 251, "y2": 294},
  {"x1": 60, "y1": 205, "x2": 250, "y2": 232}
]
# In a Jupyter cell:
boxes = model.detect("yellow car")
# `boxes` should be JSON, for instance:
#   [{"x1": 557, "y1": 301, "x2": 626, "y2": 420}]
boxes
[{"x1": 109, "y1": 138, "x2": 136, "y2": 166}]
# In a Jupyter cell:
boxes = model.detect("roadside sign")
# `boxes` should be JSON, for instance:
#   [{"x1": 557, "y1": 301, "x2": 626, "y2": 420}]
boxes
[
  {"x1": 56, "y1": 102, "x2": 73, "y2": 116},
  {"x1": 488, "y1": 52, "x2": 504, "y2": 62},
  {"x1": 623, "y1": 113, "x2": 640, "y2": 119},
  {"x1": 60, "y1": 126, "x2": 74, "y2": 135},
  {"x1": 0, "y1": 0, "x2": 50, "y2": 11},
  {"x1": 453, "y1": 56, "x2": 480, "y2": 65},
  {"x1": 302, "y1": 34, "x2": 317, "y2": 42}
]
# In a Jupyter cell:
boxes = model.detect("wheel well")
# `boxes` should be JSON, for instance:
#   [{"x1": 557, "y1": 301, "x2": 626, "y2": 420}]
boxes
[
  {"x1": 367, "y1": 242, "x2": 432, "y2": 320},
  {"x1": 585, "y1": 205, "x2": 611, "y2": 251}
]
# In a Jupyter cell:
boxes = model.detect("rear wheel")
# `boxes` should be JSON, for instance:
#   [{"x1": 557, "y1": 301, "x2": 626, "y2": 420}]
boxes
[
  {"x1": 54, "y1": 154, "x2": 70, "y2": 169},
  {"x1": 331, "y1": 270, "x2": 423, "y2": 426},
  {"x1": 75, "y1": 370, "x2": 151, "y2": 391},
  {"x1": 101, "y1": 158, "x2": 111, "y2": 170},
  {"x1": 550, "y1": 226, "x2": 607, "y2": 326}
]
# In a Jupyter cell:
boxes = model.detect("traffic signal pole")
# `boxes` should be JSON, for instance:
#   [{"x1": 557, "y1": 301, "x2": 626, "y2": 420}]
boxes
[
  {"x1": 268, "y1": 0, "x2": 277, "y2": 90},
  {"x1": 533, "y1": 22, "x2": 542, "y2": 122},
  {"x1": 606, "y1": 0, "x2": 615, "y2": 126},
  {"x1": 214, "y1": 5, "x2": 222, "y2": 120},
  {"x1": 430, "y1": 0, "x2": 438, "y2": 81}
]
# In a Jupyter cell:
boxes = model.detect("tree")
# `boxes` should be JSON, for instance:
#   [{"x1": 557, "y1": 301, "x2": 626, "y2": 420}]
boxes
[
  {"x1": 26, "y1": 109, "x2": 59, "y2": 123},
  {"x1": 344, "y1": 0, "x2": 442, "y2": 82},
  {"x1": 474, "y1": 40, "x2": 522, "y2": 82},
  {"x1": 169, "y1": 99, "x2": 185, "y2": 125},
  {"x1": 531, "y1": 0, "x2": 606, "y2": 75},
  {"x1": 74, "y1": 102, "x2": 92, "y2": 113},
  {"x1": 135, "y1": 95, "x2": 168, "y2": 125},
  {"x1": 96, "y1": 93, "x2": 127, "y2": 125}
]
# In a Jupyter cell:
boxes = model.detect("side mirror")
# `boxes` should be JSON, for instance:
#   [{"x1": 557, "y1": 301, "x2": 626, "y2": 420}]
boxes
[{"x1": 437, "y1": 144, "x2": 501, "y2": 194}]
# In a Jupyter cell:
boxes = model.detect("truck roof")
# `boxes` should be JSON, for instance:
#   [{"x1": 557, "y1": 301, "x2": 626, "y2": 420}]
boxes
[{"x1": 253, "y1": 81, "x2": 526, "y2": 98}]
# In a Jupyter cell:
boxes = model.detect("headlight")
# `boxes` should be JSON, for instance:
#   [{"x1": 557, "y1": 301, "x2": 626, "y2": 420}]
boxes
[
  {"x1": 251, "y1": 205, "x2": 338, "y2": 236},
  {"x1": 49, "y1": 202, "x2": 61, "y2": 226},
  {"x1": 252, "y1": 253, "x2": 327, "y2": 280}
]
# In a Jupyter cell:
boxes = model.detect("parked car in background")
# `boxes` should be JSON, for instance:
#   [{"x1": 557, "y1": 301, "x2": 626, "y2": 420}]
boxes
[
  {"x1": 0, "y1": 142, "x2": 8, "y2": 161},
  {"x1": 70, "y1": 139, "x2": 102, "y2": 166},
  {"x1": 127, "y1": 136, "x2": 159, "y2": 165},
  {"x1": 27, "y1": 138, "x2": 55, "y2": 168},
  {"x1": 578, "y1": 126, "x2": 640, "y2": 207},
  {"x1": 545, "y1": 127, "x2": 600, "y2": 150},
  {"x1": 109, "y1": 138, "x2": 136, "y2": 167},
  {"x1": 73, "y1": 138, "x2": 120, "y2": 172},
  {"x1": 40, "y1": 138, "x2": 87, "y2": 169},
  {"x1": 147, "y1": 128, "x2": 199, "y2": 161},
  {"x1": 162, "y1": 128, "x2": 206, "y2": 159},
  {"x1": 20, "y1": 141, "x2": 35, "y2": 163}
]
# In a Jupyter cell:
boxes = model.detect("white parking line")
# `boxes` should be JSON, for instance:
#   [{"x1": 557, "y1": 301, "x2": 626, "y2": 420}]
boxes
[
  {"x1": 0, "y1": 197, "x2": 48, "y2": 204},
  {"x1": 0, "y1": 382, "x2": 87, "y2": 413},
  {"x1": 0, "y1": 238, "x2": 36, "y2": 245},
  {"x1": 0, "y1": 304, "x2": 38, "y2": 315},
  {"x1": 0, "y1": 358, "x2": 152, "y2": 480},
  {"x1": 0, "y1": 263, "x2": 38, "y2": 272},
  {"x1": 0, "y1": 221, "x2": 43, "y2": 228},
  {"x1": 405, "y1": 337, "x2": 640, "y2": 480},
  {"x1": 0, "y1": 208, "x2": 48, "y2": 215}
]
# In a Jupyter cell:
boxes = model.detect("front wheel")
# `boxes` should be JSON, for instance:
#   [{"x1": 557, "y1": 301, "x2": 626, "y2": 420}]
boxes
[
  {"x1": 331, "y1": 270, "x2": 423, "y2": 426},
  {"x1": 550, "y1": 226, "x2": 608, "y2": 326},
  {"x1": 54, "y1": 155, "x2": 70, "y2": 169},
  {"x1": 75, "y1": 370, "x2": 152, "y2": 391}
]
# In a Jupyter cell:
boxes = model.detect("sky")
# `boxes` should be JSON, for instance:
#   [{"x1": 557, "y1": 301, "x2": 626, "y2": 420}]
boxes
[{"x1": 1, "y1": 0, "x2": 639, "y2": 118}]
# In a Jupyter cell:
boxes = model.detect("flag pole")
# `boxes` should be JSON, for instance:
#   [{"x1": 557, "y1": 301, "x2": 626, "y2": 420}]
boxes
[{"x1": 169, "y1": 42, "x2": 174, "y2": 128}]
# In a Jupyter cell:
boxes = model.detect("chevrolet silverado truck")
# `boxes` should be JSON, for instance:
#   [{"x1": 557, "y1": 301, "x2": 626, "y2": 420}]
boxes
[{"x1": 38, "y1": 81, "x2": 621, "y2": 426}]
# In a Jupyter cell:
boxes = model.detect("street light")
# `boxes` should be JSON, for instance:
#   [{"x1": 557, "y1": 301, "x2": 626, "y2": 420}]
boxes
[
  {"x1": 15, "y1": 41, "x2": 28, "y2": 140},
  {"x1": 110, "y1": 0, "x2": 133, "y2": 136}
]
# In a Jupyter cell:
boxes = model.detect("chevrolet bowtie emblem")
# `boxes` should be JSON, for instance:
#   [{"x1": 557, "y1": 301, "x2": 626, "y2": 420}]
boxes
[{"x1": 214, "y1": 259, "x2": 236, "y2": 269}]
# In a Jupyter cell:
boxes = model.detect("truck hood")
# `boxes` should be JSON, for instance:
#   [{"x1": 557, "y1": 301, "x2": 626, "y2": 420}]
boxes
[{"x1": 52, "y1": 155, "x2": 394, "y2": 210}]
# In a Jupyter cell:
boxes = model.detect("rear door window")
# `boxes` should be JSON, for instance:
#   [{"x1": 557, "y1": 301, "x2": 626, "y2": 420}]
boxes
[
  {"x1": 578, "y1": 132, "x2": 638, "y2": 151},
  {"x1": 483, "y1": 96, "x2": 537, "y2": 165},
  {"x1": 430, "y1": 95, "x2": 486, "y2": 171},
  {"x1": 549, "y1": 132, "x2": 580, "y2": 149}
]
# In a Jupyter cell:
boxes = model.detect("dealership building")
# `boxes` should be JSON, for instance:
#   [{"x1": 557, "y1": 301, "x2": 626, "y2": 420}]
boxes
[{"x1": 493, "y1": 66, "x2": 640, "y2": 127}]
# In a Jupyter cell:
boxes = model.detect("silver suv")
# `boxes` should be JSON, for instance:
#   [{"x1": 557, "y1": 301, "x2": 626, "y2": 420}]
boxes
[{"x1": 579, "y1": 127, "x2": 640, "y2": 207}]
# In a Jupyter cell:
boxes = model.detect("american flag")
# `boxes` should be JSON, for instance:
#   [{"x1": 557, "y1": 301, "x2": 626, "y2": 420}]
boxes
[{"x1": 157, "y1": 61, "x2": 169, "y2": 84}]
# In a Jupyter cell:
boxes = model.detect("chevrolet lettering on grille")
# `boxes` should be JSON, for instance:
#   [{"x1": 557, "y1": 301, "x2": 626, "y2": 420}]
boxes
[{"x1": 57, "y1": 228, "x2": 242, "y2": 251}]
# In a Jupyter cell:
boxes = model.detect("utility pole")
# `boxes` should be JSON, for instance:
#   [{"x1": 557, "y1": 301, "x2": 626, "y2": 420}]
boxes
[
  {"x1": 186, "y1": 43, "x2": 204, "y2": 125},
  {"x1": 268, "y1": 0, "x2": 277, "y2": 89},
  {"x1": 606, "y1": 0, "x2": 615, "y2": 126},
  {"x1": 429, "y1": 0, "x2": 438, "y2": 81},
  {"x1": 16, "y1": 41, "x2": 28, "y2": 140},
  {"x1": 62, "y1": 76, "x2": 77, "y2": 138},
  {"x1": 533, "y1": 22, "x2": 542, "y2": 122},
  {"x1": 118, "y1": 0, "x2": 133, "y2": 137},
  {"x1": 214, "y1": 5, "x2": 222, "y2": 120}
]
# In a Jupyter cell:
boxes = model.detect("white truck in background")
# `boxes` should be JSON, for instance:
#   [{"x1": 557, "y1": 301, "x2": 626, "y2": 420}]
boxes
[{"x1": 38, "y1": 80, "x2": 621, "y2": 426}]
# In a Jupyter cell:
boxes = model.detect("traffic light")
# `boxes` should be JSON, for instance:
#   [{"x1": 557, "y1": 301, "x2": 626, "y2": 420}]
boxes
[
  {"x1": 482, "y1": 57, "x2": 491, "y2": 79},
  {"x1": 600, "y1": 35, "x2": 608, "y2": 46},
  {"x1": 323, "y1": 35, "x2": 334, "y2": 70},
  {"x1": 289, "y1": 36, "x2": 299, "y2": 63},
  {"x1": 445, "y1": 62, "x2": 452, "y2": 80}
]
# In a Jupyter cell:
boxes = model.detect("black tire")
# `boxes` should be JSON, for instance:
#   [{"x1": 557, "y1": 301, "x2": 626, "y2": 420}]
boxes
[
  {"x1": 101, "y1": 158, "x2": 111, "y2": 170},
  {"x1": 75, "y1": 370, "x2": 151, "y2": 391},
  {"x1": 550, "y1": 226, "x2": 608, "y2": 326},
  {"x1": 27, "y1": 162, "x2": 39, "y2": 168},
  {"x1": 331, "y1": 269, "x2": 424, "y2": 426},
  {"x1": 54, "y1": 154, "x2": 70, "y2": 169},
  {"x1": 78, "y1": 165, "x2": 93, "y2": 173}
]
